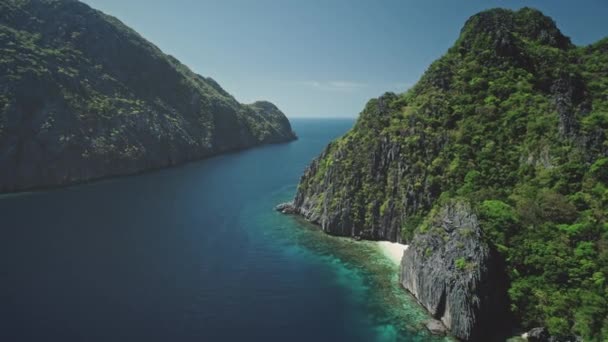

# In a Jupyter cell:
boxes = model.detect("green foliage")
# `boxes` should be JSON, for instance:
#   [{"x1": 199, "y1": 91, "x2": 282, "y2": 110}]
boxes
[
  {"x1": 478, "y1": 200, "x2": 518, "y2": 246},
  {"x1": 590, "y1": 158, "x2": 608, "y2": 182},
  {"x1": 296, "y1": 7, "x2": 608, "y2": 340},
  {"x1": 455, "y1": 257, "x2": 467, "y2": 270}
]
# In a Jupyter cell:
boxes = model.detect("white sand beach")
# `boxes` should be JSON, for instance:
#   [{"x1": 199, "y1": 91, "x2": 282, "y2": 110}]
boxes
[{"x1": 377, "y1": 241, "x2": 409, "y2": 265}]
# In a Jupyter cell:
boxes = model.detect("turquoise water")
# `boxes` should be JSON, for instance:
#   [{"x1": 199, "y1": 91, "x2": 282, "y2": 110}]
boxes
[{"x1": 0, "y1": 119, "x2": 447, "y2": 341}]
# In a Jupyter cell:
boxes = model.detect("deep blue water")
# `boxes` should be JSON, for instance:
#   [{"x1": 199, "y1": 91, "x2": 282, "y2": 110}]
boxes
[{"x1": 0, "y1": 119, "x2": 444, "y2": 342}]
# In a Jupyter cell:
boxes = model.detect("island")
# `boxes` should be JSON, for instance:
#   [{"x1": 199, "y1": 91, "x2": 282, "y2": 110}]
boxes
[
  {"x1": 0, "y1": 0, "x2": 296, "y2": 193},
  {"x1": 279, "y1": 8, "x2": 608, "y2": 342}
]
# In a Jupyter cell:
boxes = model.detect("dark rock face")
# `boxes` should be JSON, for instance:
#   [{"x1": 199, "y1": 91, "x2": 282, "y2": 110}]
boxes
[
  {"x1": 551, "y1": 76, "x2": 585, "y2": 138},
  {"x1": 291, "y1": 93, "x2": 441, "y2": 242},
  {"x1": 425, "y1": 319, "x2": 448, "y2": 336},
  {"x1": 526, "y1": 327, "x2": 551, "y2": 341},
  {"x1": 275, "y1": 202, "x2": 297, "y2": 214},
  {"x1": 400, "y1": 201, "x2": 508, "y2": 341},
  {"x1": 524, "y1": 327, "x2": 582, "y2": 342},
  {"x1": 0, "y1": 0, "x2": 296, "y2": 193}
]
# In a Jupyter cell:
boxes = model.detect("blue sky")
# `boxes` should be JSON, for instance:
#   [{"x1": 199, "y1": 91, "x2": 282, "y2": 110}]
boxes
[{"x1": 83, "y1": 0, "x2": 608, "y2": 118}]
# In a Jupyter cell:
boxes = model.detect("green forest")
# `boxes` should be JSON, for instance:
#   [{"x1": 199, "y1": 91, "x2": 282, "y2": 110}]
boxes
[{"x1": 297, "y1": 8, "x2": 608, "y2": 340}]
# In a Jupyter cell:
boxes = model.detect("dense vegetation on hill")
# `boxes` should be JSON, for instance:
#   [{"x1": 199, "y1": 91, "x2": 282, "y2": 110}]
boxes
[
  {"x1": 0, "y1": 0, "x2": 295, "y2": 192},
  {"x1": 293, "y1": 8, "x2": 607, "y2": 340}
]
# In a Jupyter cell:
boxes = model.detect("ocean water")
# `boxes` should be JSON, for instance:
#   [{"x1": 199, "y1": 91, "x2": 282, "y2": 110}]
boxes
[{"x1": 0, "y1": 119, "x2": 446, "y2": 342}]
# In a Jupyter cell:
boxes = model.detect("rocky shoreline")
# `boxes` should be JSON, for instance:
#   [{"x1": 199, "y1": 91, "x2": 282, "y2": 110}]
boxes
[
  {"x1": 276, "y1": 199, "x2": 585, "y2": 342},
  {"x1": 277, "y1": 200, "x2": 507, "y2": 341},
  {"x1": 0, "y1": 137, "x2": 296, "y2": 195},
  {"x1": 400, "y1": 201, "x2": 510, "y2": 341}
]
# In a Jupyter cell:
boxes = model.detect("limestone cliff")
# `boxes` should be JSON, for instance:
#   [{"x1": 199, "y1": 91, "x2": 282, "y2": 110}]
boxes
[{"x1": 400, "y1": 201, "x2": 507, "y2": 341}]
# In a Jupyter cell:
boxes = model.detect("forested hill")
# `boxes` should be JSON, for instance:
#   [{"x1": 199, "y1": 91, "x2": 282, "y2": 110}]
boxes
[
  {"x1": 289, "y1": 8, "x2": 608, "y2": 340},
  {"x1": 0, "y1": 0, "x2": 296, "y2": 192}
]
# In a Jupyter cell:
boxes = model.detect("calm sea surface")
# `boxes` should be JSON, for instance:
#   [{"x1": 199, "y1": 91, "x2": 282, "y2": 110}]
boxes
[{"x1": 0, "y1": 119, "x2": 446, "y2": 341}]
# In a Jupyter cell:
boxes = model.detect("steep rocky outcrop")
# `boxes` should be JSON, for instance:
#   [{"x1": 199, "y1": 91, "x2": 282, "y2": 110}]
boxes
[
  {"x1": 400, "y1": 201, "x2": 507, "y2": 341},
  {"x1": 284, "y1": 7, "x2": 608, "y2": 341},
  {"x1": 0, "y1": 0, "x2": 296, "y2": 192},
  {"x1": 523, "y1": 327, "x2": 582, "y2": 342},
  {"x1": 291, "y1": 92, "x2": 430, "y2": 242}
]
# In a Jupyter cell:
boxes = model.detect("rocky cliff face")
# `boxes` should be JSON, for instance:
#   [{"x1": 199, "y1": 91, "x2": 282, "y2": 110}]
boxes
[
  {"x1": 0, "y1": 0, "x2": 296, "y2": 193},
  {"x1": 287, "y1": 7, "x2": 608, "y2": 341},
  {"x1": 400, "y1": 201, "x2": 507, "y2": 341},
  {"x1": 292, "y1": 92, "x2": 441, "y2": 242}
]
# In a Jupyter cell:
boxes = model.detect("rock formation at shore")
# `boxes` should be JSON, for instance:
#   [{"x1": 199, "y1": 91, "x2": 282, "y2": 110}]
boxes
[{"x1": 400, "y1": 201, "x2": 508, "y2": 341}]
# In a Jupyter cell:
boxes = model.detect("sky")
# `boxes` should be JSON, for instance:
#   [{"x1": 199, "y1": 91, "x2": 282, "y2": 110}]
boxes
[{"x1": 82, "y1": 0, "x2": 608, "y2": 118}]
